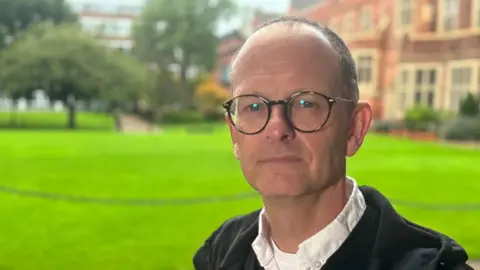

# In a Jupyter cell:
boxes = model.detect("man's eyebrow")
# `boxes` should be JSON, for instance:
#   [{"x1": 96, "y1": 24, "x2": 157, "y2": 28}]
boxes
[{"x1": 233, "y1": 89, "x2": 264, "y2": 97}]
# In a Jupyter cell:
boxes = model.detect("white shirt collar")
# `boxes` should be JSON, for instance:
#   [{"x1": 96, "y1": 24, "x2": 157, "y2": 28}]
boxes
[{"x1": 251, "y1": 177, "x2": 366, "y2": 269}]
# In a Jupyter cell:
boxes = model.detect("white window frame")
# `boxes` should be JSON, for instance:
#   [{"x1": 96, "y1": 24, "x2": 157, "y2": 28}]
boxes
[
  {"x1": 360, "y1": 7, "x2": 372, "y2": 32},
  {"x1": 473, "y1": 0, "x2": 480, "y2": 28},
  {"x1": 396, "y1": 69, "x2": 410, "y2": 110},
  {"x1": 398, "y1": 0, "x2": 414, "y2": 27},
  {"x1": 357, "y1": 56, "x2": 373, "y2": 84},
  {"x1": 413, "y1": 68, "x2": 437, "y2": 108},
  {"x1": 449, "y1": 67, "x2": 473, "y2": 111},
  {"x1": 343, "y1": 13, "x2": 354, "y2": 37},
  {"x1": 442, "y1": 0, "x2": 459, "y2": 32},
  {"x1": 445, "y1": 61, "x2": 479, "y2": 112}
]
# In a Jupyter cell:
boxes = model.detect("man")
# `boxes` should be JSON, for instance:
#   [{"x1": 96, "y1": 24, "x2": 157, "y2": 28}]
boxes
[{"x1": 193, "y1": 17, "x2": 472, "y2": 270}]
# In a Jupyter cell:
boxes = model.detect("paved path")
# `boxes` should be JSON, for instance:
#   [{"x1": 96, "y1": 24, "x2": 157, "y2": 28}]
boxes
[
  {"x1": 118, "y1": 114, "x2": 159, "y2": 133},
  {"x1": 440, "y1": 140, "x2": 480, "y2": 150}
]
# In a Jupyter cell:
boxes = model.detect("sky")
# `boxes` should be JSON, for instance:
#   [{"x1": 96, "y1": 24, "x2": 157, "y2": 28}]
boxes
[
  {"x1": 67, "y1": 0, "x2": 290, "y2": 35},
  {"x1": 68, "y1": 0, "x2": 289, "y2": 13}
]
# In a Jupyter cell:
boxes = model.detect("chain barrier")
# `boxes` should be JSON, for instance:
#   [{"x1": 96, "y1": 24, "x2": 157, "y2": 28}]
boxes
[{"x1": 1, "y1": 184, "x2": 480, "y2": 211}]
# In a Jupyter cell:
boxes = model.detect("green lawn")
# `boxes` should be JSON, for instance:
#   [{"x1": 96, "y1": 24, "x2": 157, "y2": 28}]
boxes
[
  {"x1": 0, "y1": 111, "x2": 115, "y2": 130},
  {"x1": 0, "y1": 125, "x2": 479, "y2": 270}
]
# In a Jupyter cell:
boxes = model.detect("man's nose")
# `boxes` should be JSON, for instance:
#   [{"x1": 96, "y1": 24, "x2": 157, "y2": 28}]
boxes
[{"x1": 264, "y1": 105, "x2": 295, "y2": 141}]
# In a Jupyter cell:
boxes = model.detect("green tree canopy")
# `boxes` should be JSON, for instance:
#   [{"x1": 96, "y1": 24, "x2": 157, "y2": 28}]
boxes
[
  {"x1": 0, "y1": 22, "x2": 151, "y2": 128},
  {"x1": 132, "y1": 0, "x2": 235, "y2": 107},
  {"x1": 0, "y1": 0, "x2": 77, "y2": 49}
]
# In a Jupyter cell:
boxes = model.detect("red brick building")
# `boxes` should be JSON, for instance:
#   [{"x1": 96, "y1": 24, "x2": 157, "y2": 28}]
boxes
[
  {"x1": 214, "y1": 30, "x2": 245, "y2": 88},
  {"x1": 290, "y1": 0, "x2": 480, "y2": 120},
  {"x1": 289, "y1": 0, "x2": 397, "y2": 120},
  {"x1": 214, "y1": 10, "x2": 281, "y2": 88},
  {"x1": 390, "y1": 0, "x2": 480, "y2": 119}
]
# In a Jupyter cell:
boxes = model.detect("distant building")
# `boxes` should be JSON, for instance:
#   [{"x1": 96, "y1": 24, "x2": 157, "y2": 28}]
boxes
[
  {"x1": 68, "y1": 0, "x2": 144, "y2": 52},
  {"x1": 239, "y1": 7, "x2": 282, "y2": 37},
  {"x1": 289, "y1": 0, "x2": 396, "y2": 120},
  {"x1": 214, "y1": 30, "x2": 245, "y2": 88},
  {"x1": 290, "y1": 0, "x2": 480, "y2": 120},
  {"x1": 386, "y1": 0, "x2": 480, "y2": 119},
  {"x1": 290, "y1": 0, "x2": 324, "y2": 11},
  {"x1": 214, "y1": 8, "x2": 282, "y2": 88}
]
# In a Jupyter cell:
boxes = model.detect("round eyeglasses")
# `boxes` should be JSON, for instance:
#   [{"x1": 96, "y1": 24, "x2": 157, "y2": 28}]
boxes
[{"x1": 222, "y1": 91, "x2": 356, "y2": 135}]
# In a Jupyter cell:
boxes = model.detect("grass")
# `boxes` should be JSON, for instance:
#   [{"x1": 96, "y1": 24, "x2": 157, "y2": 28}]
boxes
[
  {"x1": 0, "y1": 111, "x2": 115, "y2": 130},
  {"x1": 0, "y1": 125, "x2": 479, "y2": 270}
]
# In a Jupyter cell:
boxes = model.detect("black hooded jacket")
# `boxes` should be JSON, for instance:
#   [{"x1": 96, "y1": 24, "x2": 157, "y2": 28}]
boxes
[{"x1": 193, "y1": 186, "x2": 473, "y2": 270}]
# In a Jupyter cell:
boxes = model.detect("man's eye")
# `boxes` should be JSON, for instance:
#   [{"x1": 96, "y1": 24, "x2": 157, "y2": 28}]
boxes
[
  {"x1": 297, "y1": 100, "x2": 315, "y2": 108},
  {"x1": 247, "y1": 103, "x2": 262, "y2": 111}
]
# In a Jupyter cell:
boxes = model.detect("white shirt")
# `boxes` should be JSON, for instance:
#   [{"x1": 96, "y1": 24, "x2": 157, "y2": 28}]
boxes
[{"x1": 251, "y1": 177, "x2": 366, "y2": 270}]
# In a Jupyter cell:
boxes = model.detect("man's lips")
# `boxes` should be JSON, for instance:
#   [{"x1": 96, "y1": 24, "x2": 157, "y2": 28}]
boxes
[{"x1": 258, "y1": 156, "x2": 303, "y2": 163}]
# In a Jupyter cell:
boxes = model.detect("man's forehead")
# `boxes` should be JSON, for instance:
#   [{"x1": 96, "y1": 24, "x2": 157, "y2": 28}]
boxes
[
  {"x1": 230, "y1": 23, "x2": 340, "y2": 83},
  {"x1": 232, "y1": 23, "x2": 333, "y2": 65}
]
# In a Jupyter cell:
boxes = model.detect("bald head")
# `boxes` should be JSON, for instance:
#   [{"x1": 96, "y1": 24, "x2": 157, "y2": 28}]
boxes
[
  {"x1": 225, "y1": 17, "x2": 372, "y2": 200},
  {"x1": 231, "y1": 17, "x2": 359, "y2": 102}
]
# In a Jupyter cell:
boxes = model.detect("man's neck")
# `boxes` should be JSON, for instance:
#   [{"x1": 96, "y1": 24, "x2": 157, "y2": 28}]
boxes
[{"x1": 262, "y1": 179, "x2": 349, "y2": 254}]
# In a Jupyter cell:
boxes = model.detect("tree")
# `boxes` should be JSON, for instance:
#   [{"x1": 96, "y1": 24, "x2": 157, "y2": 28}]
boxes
[
  {"x1": 0, "y1": 22, "x2": 151, "y2": 129},
  {"x1": 0, "y1": 0, "x2": 77, "y2": 49},
  {"x1": 459, "y1": 92, "x2": 480, "y2": 117},
  {"x1": 132, "y1": 0, "x2": 235, "y2": 107},
  {"x1": 194, "y1": 74, "x2": 230, "y2": 119}
]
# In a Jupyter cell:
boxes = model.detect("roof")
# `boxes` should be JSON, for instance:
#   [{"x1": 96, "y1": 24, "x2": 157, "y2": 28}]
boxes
[
  {"x1": 254, "y1": 10, "x2": 281, "y2": 24},
  {"x1": 290, "y1": 0, "x2": 324, "y2": 10}
]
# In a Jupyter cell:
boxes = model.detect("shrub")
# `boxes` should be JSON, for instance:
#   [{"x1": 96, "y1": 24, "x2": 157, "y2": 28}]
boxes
[
  {"x1": 371, "y1": 120, "x2": 403, "y2": 132},
  {"x1": 203, "y1": 109, "x2": 225, "y2": 122},
  {"x1": 161, "y1": 110, "x2": 205, "y2": 124},
  {"x1": 441, "y1": 116, "x2": 480, "y2": 141},
  {"x1": 404, "y1": 106, "x2": 439, "y2": 132},
  {"x1": 459, "y1": 93, "x2": 480, "y2": 117},
  {"x1": 194, "y1": 75, "x2": 230, "y2": 119}
]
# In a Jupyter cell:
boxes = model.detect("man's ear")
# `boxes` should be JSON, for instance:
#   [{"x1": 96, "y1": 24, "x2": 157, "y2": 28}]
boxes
[
  {"x1": 225, "y1": 114, "x2": 239, "y2": 160},
  {"x1": 346, "y1": 102, "x2": 372, "y2": 157}
]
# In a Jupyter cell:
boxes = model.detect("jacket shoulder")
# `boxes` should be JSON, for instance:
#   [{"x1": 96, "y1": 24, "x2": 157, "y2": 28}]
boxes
[
  {"x1": 193, "y1": 209, "x2": 261, "y2": 270},
  {"x1": 389, "y1": 247, "x2": 473, "y2": 270}
]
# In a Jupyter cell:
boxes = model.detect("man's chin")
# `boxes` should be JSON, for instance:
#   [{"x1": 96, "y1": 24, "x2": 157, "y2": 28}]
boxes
[{"x1": 252, "y1": 177, "x2": 309, "y2": 197}]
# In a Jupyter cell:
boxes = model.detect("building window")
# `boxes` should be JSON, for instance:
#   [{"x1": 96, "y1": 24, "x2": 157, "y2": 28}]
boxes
[
  {"x1": 104, "y1": 21, "x2": 119, "y2": 36},
  {"x1": 344, "y1": 13, "x2": 353, "y2": 36},
  {"x1": 476, "y1": 0, "x2": 480, "y2": 27},
  {"x1": 397, "y1": 70, "x2": 409, "y2": 110},
  {"x1": 450, "y1": 67, "x2": 472, "y2": 111},
  {"x1": 414, "y1": 69, "x2": 436, "y2": 107},
  {"x1": 360, "y1": 7, "x2": 372, "y2": 32},
  {"x1": 357, "y1": 56, "x2": 373, "y2": 83},
  {"x1": 399, "y1": 0, "x2": 413, "y2": 26},
  {"x1": 443, "y1": 0, "x2": 459, "y2": 31}
]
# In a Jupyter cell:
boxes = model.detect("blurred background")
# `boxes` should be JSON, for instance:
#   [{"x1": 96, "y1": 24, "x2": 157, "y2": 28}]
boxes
[{"x1": 0, "y1": 0, "x2": 479, "y2": 269}]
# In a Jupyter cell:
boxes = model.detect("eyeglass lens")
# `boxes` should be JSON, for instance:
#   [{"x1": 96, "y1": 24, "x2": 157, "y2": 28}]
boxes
[{"x1": 228, "y1": 92, "x2": 330, "y2": 133}]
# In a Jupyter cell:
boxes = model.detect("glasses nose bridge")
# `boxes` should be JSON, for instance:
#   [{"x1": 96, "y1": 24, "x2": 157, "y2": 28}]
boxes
[
  {"x1": 267, "y1": 99, "x2": 291, "y2": 124},
  {"x1": 268, "y1": 99, "x2": 290, "y2": 115},
  {"x1": 269, "y1": 99, "x2": 289, "y2": 107}
]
